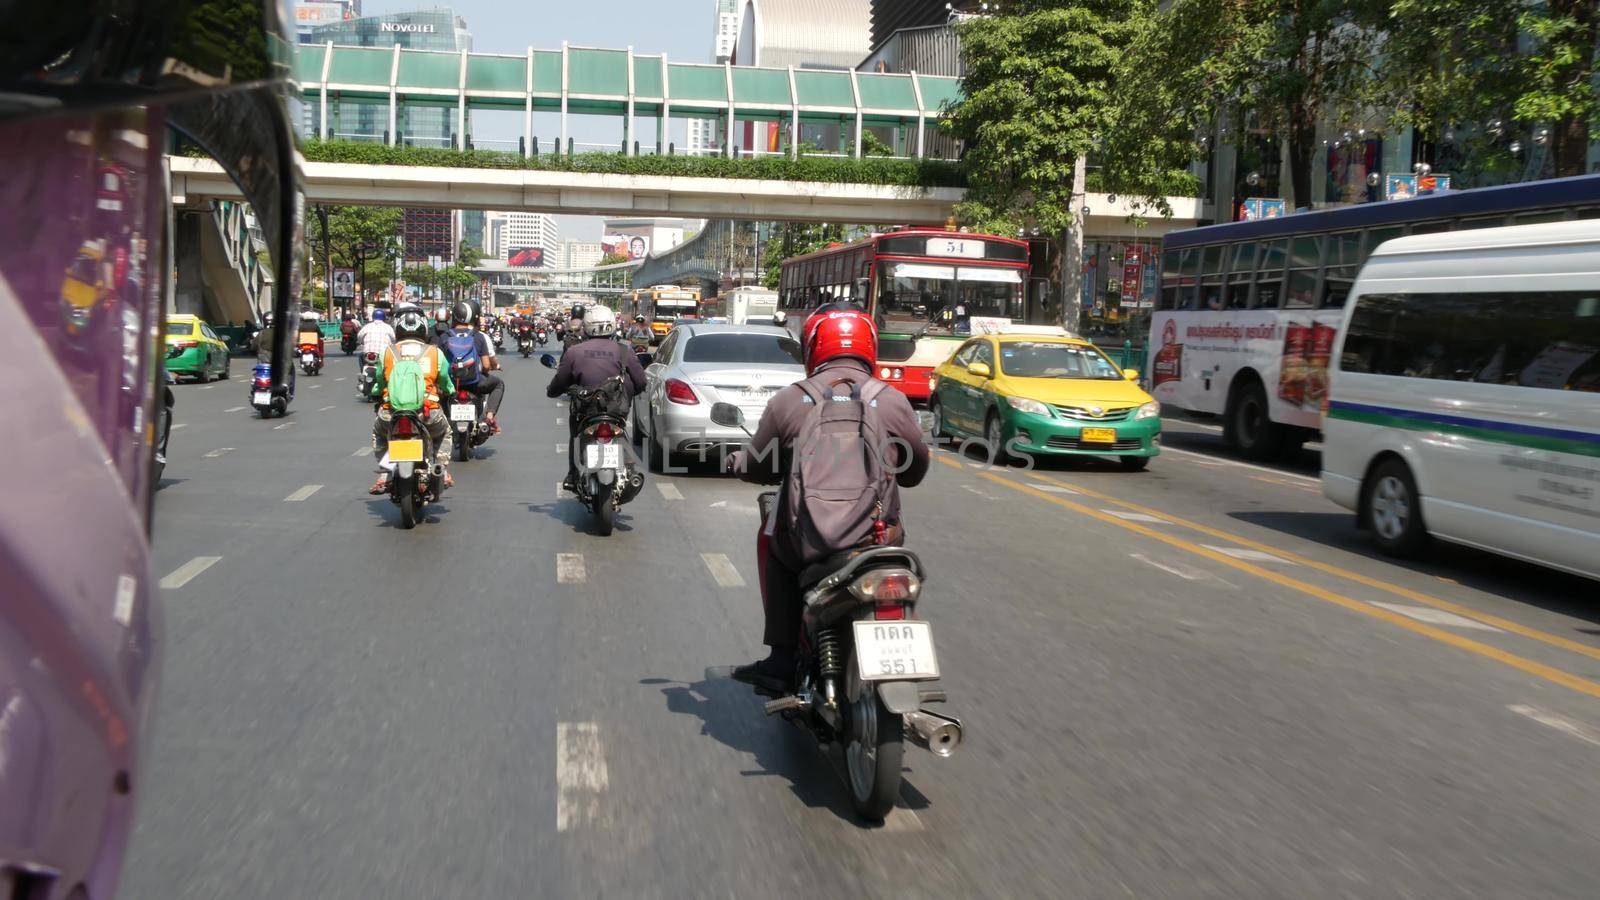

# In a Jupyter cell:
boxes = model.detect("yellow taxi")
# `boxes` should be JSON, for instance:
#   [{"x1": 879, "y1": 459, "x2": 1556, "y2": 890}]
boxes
[
  {"x1": 164, "y1": 313, "x2": 232, "y2": 382},
  {"x1": 929, "y1": 329, "x2": 1160, "y2": 470}
]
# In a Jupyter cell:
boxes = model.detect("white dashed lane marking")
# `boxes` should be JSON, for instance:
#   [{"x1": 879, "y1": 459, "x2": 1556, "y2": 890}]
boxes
[
  {"x1": 225, "y1": 406, "x2": 245, "y2": 412},
  {"x1": 557, "y1": 553, "x2": 586, "y2": 584},
  {"x1": 1371, "y1": 602, "x2": 1503, "y2": 632},
  {"x1": 1509, "y1": 705, "x2": 1600, "y2": 748},
  {"x1": 656, "y1": 482, "x2": 683, "y2": 501},
  {"x1": 1030, "y1": 482, "x2": 1077, "y2": 494},
  {"x1": 160, "y1": 555, "x2": 221, "y2": 589},
  {"x1": 1104, "y1": 509, "x2": 1167, "y2": 524},
  {"x1": 170, "y1": 423, "x2": 187, "y2": 430},
  {"x1": 1202, "y1": 545, "x2": 1292, "y2": 565},
  {"x1": 284, "y1": 484, "x2": 323, "y2": 502},
  {"x1": 556, "y1": 444, "x2": 567, "y2": 453},
  {"x1": 273, "y1": 422, "x2": 294, "y2": 430},
  {"x1": 335, "y1": 377, "x2": 346, "y2": 382},
  {"x1": 556, "y1": 722, "x2": 608, "y2": 832},
  {"x1": 199, "y1": 385, "x2": 215, "y2": 391},
  {"x1": 319, "y1": 405, "x2": 337, "y2": 411},
  {"x1": 203, "y1": 447, "x2": 235, "y2": 458},
  {"x1": 352, "y1": 446, "x2": 374, "y2": 457},
  {"x1": 1130, "y1": 552, "x2": 1203, "y2": 581},
  {"x1": 701, "y1": 552, "x2": 745, "y2": 588}
]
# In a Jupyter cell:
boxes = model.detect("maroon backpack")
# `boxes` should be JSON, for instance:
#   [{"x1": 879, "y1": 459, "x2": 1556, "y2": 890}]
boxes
[{"x1": 783, "y1": 376, "x2": 896, "y2": 565}]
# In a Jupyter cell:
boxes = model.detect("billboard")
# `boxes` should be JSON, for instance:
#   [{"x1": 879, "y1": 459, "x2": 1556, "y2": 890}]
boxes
[
  {"x1": 331, "y1": 267, "x2": 356, "y2": 299},
  {"x1": 602, "y1": 233, "x2": 651, "y2": 260},
  {"x1": 507, "y1": 247, "x2": 545, "y2": 268}
]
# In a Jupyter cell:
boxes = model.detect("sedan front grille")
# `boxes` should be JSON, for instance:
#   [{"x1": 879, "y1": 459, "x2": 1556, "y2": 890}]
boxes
[
  {"x1": 1051, "y1": 404, "x2": 1133, "y2": 422},
  {"x1": 1045, "y1": 436, "x2": 1144, "y2": 451}
]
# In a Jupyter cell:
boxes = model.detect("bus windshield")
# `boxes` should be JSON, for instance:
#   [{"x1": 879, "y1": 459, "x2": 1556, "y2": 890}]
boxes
[
  {"x1": 999, "y1": 342, "x2": 1125, "y2": 379},
  {"x1": 876, "y1": 263, "x2": 1023, "y2": 333}
]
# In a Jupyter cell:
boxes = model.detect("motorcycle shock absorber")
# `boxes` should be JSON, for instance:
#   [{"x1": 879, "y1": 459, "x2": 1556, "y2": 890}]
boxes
[{"x1": 816, "y1": 628, "x2": 843, "y2": 679}]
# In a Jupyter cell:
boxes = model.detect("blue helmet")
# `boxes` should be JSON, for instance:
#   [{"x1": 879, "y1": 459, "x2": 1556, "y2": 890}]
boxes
[{"x1": 372, "y1": 308, "x2": 385, "y2": 321}]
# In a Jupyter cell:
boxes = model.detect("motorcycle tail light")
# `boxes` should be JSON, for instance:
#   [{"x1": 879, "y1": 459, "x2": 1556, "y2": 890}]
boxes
[
  {"x1": 458, "y1": 390, "x2": 469, "y2": 401},
  {"x1": 664, "y1": 378, "x2": 699, "y2": 405},
  {"x1": 594, "y1": 422, "x2": 616, "y2": 443},
  {"x1": 253, "y1": 379, "x2": 269, "y2": 388},
  {"x1": 848, "y1": 568, "x2": 920, "y2": 602},
  {"x1": 364, "y1": 352, "x2": 377, "y2": 362},
  {"x1": 394, "y1": 417, "x2": 415, "y2": 436},
  {"x1": 873, "y1": 602, "x2": 906, "y2": 621}
]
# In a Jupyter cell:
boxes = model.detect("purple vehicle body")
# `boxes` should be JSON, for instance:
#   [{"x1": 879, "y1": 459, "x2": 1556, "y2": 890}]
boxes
[{"x1": 0, "y1": 109, "x2": 166, "y2": 899}]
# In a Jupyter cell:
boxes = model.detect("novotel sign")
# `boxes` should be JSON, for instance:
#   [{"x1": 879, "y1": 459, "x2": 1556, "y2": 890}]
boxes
[{"x1": 380, "y1": 22, "x2": 437, "y2": 33}]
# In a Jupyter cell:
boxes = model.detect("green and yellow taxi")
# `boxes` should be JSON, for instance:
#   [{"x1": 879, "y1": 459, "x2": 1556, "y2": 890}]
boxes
[
  {"x1": 164, "y1": 314, "x2": 232, "y2": 383},
  {"x1": 928, "y1": 329, "x2": 1160, "y2": 470}
]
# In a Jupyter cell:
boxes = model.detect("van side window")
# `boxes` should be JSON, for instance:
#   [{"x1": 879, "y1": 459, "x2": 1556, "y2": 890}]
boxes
[{"x1": 1343, "y1": 291, "x2": 1600, "y2": 391}]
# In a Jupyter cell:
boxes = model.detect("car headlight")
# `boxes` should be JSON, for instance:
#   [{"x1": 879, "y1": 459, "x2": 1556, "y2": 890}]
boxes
[
  {"x1": 1135, "y1": 401, "x2": 1161, "y2": 420},
  {"x1": 1006, "y1": 396, "x2": 1052, "y2": 417}
]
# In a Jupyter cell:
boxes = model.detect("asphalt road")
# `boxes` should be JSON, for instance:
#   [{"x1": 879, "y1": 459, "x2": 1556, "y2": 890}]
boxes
[{"x1": 122, "y1": 347, "x2": 1600, "y2": 899}]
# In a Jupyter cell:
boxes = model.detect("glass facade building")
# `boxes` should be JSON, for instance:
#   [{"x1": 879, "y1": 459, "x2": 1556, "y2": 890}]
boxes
[{"x1": 306, "y1": 8, "x2": 472, "y2": 147}]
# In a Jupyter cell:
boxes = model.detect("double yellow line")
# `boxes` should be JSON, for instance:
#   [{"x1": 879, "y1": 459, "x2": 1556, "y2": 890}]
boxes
[{"x1": 937, "y1": 454, "x2": 1600, "y2": 700}]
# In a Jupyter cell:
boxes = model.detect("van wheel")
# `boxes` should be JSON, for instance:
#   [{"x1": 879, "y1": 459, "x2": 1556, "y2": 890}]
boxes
[
  {"x1": 1363, "y1": 459, "x2": 1428, "y2": 558},
  {"x1": 1225, "y1": 380, "x2": 1284, "y2": 461}
]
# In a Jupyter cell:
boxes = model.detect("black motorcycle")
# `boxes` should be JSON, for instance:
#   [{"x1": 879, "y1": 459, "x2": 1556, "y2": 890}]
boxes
[
  {"x1": 340, "y1": 332, "x2": 358, "y2": 355},
  {"x1": 444, "y1": 364, "x2": 489, "y2": 462},
  {"x1": 542, "y1": 353, "x2": 643, "y2": 536},
  {"x1": 385, "y1": 409, "x2": 444, "y2": 529},
  {"x1": 515, "y1": 325, "x2": 536, "y2": 358},
  {"x1": 709, "y1": 402, "x2": 962, "y2": 821},
  {"x1": 357, "y1": 350, "x2": 380, "y2": 401}
]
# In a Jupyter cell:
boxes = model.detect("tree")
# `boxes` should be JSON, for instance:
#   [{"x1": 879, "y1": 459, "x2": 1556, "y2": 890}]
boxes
[
  {"x1": 438, "y1": 265, "x2": 477, "y2": 302},
  {"x1": 598, "y1": 251, "x2": 630, "y2": 266},
  {"x1": 308, "y1": 205, "x2": 403, "y2": 304},
  {"x1": 1378, "y1": 0, "x2": 1598, "y2": 179},
  {"x1": 456, "y1": 238, "x2": 483, "y2": 270},
  {"x1": 761, "y1": 222, "x2": 847, "y2": 288}
]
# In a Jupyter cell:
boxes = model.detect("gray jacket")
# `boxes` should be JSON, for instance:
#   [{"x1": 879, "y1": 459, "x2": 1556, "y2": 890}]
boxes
[{"x1": 546, "y1": 338, "x2": 647, "y2": 397}]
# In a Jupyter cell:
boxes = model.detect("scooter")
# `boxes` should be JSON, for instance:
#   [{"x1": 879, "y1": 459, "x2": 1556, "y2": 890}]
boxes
[
  {"x1": 515, "y1": 324, "x2": 536, "y2": 358},
  {"x1": 357, "y1": 350, "x2": 380, "y2": 400},
  {"x1": 340, "y1": 331, "x2": 358, "y2": 355},
  {"x1": 491, "y1": 324, "x2": 506, "y2": 351},
  {"x1": 384, "y1": 410, "x2": 445, "y2": 529},
  {"x1": 297, "y1": 340, "x2": 323, "y2": 375},
  {"x1": 249, "y1": 362, "x2": 293, "y2": 417},
  {"x1": 444, "y1": 364, "x2": 490, "y2": 462},
  {"x1": 535, "y1": 328, "x2": 549, "y2": 348},
  {"x1": 542, "y1": 353, "x2": 642, "y2": 536},
  {"x1": 709, "y1": 402, "x2": 962, "y2": 822}
]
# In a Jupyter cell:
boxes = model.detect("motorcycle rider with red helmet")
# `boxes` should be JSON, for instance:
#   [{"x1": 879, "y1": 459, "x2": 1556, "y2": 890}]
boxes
[{"x1": 725, "y1": 304, "x2": 930, "y2": 692}]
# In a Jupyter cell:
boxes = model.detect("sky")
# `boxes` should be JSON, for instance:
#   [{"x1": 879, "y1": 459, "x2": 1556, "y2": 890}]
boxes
[{"x1": 364, "y1": 0, "x2": 721, "y2": 243}]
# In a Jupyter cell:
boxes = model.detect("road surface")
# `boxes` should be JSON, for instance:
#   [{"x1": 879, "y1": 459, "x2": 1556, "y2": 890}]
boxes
[{"x1": 122, "y1": 349, "x2": 1600, "y2": 898}]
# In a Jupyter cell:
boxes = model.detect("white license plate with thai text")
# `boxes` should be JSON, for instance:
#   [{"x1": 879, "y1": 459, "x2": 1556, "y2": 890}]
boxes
[
  {"x1": 853, "y1": 620, "x2": 939, "y2": 681},
  {"x1": 450, "y1": 404, "x2": 476, "y2": 422},
  {"x1": 584, "y1": 443, "x2": 621, "y2": 469},
  {"x1": 252, "y1": 391, "x2": 270, "y2": 405},
  {"x1": 301, "y1": 352, "x2": 315, "y2": 364}
]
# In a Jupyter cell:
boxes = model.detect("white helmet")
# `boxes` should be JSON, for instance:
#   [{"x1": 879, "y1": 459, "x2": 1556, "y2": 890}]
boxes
[{"x1": 583, "y1": 305, "x2": 617, "y2": 338}]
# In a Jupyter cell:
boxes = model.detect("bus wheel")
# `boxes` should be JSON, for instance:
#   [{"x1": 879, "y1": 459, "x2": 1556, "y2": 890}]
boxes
[
  {"x1": 1225, "y1": 380, "x2": 1285, "y2": 461},
  {"x1": 1363, "y1": 459, "x2": 1428, "y2": 558}
]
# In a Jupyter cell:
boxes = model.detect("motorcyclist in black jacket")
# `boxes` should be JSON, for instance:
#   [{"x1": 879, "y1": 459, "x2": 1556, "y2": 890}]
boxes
[{"x1": 546, "y1": 306, "x2": 646, "y2": 491}]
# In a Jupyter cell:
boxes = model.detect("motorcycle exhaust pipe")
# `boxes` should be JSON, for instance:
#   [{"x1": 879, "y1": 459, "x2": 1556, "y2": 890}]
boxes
[{"x1": 904, "y1": 710, "x2": 963, "y2": 758}]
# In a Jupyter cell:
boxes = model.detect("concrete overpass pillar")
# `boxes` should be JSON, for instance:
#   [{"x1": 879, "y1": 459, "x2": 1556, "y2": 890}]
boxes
[{"x1": 173, "y1": 211, "x2": 205, "y2": 317}]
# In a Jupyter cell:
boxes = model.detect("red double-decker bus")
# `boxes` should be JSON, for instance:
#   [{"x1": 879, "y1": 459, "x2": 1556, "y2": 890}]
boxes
[{"x1": 776, "y1": 228, "x2": 1032, "y2": 400}]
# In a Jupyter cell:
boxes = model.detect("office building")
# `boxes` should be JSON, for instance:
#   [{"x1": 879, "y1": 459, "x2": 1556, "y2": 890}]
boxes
[
  {"x1": 293, "y1": 1, "x2": 360, "y2": 44},
  {"x1": 688, "y1": 0, "x2": 744, "y2": 156},
  {"x1": 493, "y1": 212, "x2": 559, "y2": 268},
  {"x1": 867, "y1": 0, "x2": 978, "y2": 51},
  {"x1": 402, "y1": 209, "x2": 455, "y2": 266},
  {"x1": 563, "y1": 240, "x2": 604, "y2": 270}
]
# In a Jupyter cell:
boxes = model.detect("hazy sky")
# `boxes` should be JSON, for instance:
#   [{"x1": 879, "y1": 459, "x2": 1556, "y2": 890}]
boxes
[{"x1": 366, "y1": 1, "x2": 721, "y2": 242}]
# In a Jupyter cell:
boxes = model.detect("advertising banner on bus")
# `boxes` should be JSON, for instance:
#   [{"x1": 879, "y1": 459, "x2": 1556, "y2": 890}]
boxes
[{"x1": 1149, "y1": 309, "x2": 1344, "y2": 429}]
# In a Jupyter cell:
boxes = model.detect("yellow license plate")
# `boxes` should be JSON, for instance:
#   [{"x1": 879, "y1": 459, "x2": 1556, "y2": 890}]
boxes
[
  {"x1": 1081, "y1": 427, "x2": 1117, "y2": 444},
  {"x1": 389, "y1": 439, "x2": 424, "y2": 462}
]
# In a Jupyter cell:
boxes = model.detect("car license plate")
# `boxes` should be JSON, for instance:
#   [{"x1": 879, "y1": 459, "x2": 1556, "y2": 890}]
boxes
[
  {"x1": 449, "y1": 404, "x2": 476, "y2": 422},
  {"x1": 252, "y1": 391, "x2": 270, "y2": 405},
  {"x1": 1081, "y1": 427, "x2": 1117, "y2": 444},
  {"x1": 738, "y1": 387, "x2": 770, "y2": 401},
  {"x1": 389, "y1": 439, "x2": 424, "y2": 463},
  {"x1": 853, "y1": 620, "x2": 939, "y2": 681},
  {"x1": 585, "y1": 443, "x2": 621, "y2": 469}
]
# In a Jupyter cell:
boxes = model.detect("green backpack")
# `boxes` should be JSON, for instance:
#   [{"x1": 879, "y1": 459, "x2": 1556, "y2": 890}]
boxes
[{"x1": 387, "y1": 350, "x2": 429, "y2": 412}]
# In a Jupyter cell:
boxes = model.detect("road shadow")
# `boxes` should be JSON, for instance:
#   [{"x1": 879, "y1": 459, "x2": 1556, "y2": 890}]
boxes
[
  {"x1": 1229, "y1": 509, "x2": 1600, "y2": 629},
  {"x1": 525, "y1": 496, "x2": 635, "y2": 535},
  {"x1": 155, "y1": 476, "x2": 186, "y2": 492},
  {"x1": 645, "y1": 672, "x2": 925, "y2": 828},
  {"x1": 363, "y1": 496, "x2": 449, "y2": 528}
]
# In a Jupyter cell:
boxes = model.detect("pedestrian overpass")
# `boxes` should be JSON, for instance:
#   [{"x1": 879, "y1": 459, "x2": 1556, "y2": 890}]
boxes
[{"x1": 471, "y1": 261, "x2": 637, "y2": 307}]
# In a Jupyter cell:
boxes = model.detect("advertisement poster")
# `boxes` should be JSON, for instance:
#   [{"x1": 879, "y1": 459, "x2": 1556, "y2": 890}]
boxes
[
  {"x1": 507, "y1": 247, "x2": 544, "y2": 268},
  {"x1": 1121, "y1": 244, "x2": 1143, "y2": 306},
  {"x1": 1081, "y1": 256, "x2": 1096, "y2": 308},
  {"x1": 1141, "y1": 248, "x2": 1159, "y2": 308},
  {"x1": 1277, "y1": 320, "x2": 1338, "y2": 410},
  {"x1": 1386, "y1": 175, "x2": 1417, "y2": 200},
  {"x1": 602, "y1": 233, "x2": 651, "y2": 261},
  {"x1": 1238, "y1": 198, "x2": 1286, "y2": 221},
  {"x1": 331, "y1": 267, "x2": 355, "y2": 299},
  {"x1": 1151, "y1": 318, "x2": 1182, "y2": 386}
]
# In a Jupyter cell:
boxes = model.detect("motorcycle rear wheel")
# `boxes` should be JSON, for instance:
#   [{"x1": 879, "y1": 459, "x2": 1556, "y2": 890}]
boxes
[
  {"x1": 844, "y1": 659, "x2": 904, "y2": 822},
  {"x1": 456, "y1": 433, "x2": 472, "y2": 462},
  {"x1": 399, "y1": 484, "x2": 418, "y2": 529},
  {"x1": 594, "y1": 481, "x2": 617, "y2": 536}
]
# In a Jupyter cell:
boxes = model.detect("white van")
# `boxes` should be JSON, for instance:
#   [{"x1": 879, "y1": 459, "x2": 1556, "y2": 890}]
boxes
[{"x1": 1322, "y1": 220, "x2": 1600, "y2": 579}]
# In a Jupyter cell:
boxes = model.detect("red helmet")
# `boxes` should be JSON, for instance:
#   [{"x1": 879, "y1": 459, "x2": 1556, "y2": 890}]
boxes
[{"x1": 801, "y1": 305, "x2": 878, "y2": 376}]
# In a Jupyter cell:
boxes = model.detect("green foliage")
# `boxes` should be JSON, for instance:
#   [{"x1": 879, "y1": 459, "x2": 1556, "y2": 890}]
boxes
[
  {"x1": 438, "y1": 265, "x2": 477, "y2": 300},
  {"x1": 760, "y1": 222, "x2": 850, "y2": 288},
  {"x1": 456, "y1": 239, "x2": 482, "y2": 270},
  {"x1": 598, "y1": 251, "x2": 630, "y2": 266},
  {"x1": 1378, "y1": 0, "x2": 1598, "y2": 177},
  {"x1": 946, "y1": 0, "x2": 1157, "y2": 234},
  {"x1": 301, "y1": 140, "x2": 966, "y2": 189},
  {"x1": 308, "y1": 205, "x2": 403, "y2": 300}
]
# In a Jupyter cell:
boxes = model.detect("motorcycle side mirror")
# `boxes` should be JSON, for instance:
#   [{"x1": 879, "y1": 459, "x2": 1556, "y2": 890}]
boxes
[
  {"x1": 540, "y1": 353, "x2": 557, "y2": 369},
  {"x1": 709, "y1": 402, "x2": 745, "y2": 428}
]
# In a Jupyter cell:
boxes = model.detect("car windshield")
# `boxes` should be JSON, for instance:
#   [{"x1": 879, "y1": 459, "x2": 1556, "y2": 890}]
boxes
[
  {"x1": 682, "y1": 332, "x2": 802, "y2": 365},
  {"x1": 999, "y1": 342, "x2": 1124, "y2": 379},
  {"x1": 167, "y1": 322, "x2": 194, "y2": 336}
]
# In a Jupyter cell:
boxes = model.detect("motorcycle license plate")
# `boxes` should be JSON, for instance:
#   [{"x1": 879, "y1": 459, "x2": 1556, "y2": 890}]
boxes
[
  {"x1": 1081, "y1": 427, "x2": 1116, "y2": 444},
  {"x1": 301, "y1": 352, "x2": 315, "y2": 364},
  {"x1": 389, "y1": 439, "x2": 424, "y2": 463},
  {"x1": 252, "y1": 391, "x2": 271, "y2": 405},
  {"x1": 853, "y1": 620, "x2": 939, "y2": 681},
  {"x1": 584, "y1": 443, "x2": 621, "y2": 469},
  {"x1": 449, "y1": 404, "x2": 476, "y2": 422}
]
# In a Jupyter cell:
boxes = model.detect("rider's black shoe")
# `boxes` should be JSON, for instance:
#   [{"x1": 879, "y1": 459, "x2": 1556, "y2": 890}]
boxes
[
  {"x1": 732, "y1": 648, "x2": 795, "y2": 695},
  {"x1": 561, "y1": 474, "x2": 577, "y2": 493}
]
